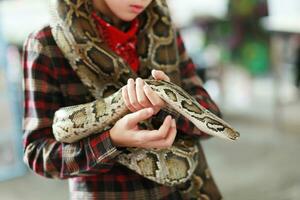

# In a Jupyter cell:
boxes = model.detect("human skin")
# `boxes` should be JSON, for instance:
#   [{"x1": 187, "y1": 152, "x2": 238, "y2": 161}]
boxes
[
  {"x1": 111, "y1": 70, "x2": 176, "y2": 149},
  {"x1": 92, "y1": 0, "x2": 177, "y2": 148},
  {"x1": 93, "y1": 0, "x2": 152, "y2": 26}
]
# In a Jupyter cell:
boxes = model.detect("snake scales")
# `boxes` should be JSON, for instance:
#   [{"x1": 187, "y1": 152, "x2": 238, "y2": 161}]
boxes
[{"x1": 49, "y1": 0, "x2": 239, "y2": 193}]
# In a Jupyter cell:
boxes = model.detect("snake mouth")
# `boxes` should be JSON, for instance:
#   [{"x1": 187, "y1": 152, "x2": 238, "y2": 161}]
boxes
[{"x1": 229, "y1": 132, "x2": 240, "y2": 141}]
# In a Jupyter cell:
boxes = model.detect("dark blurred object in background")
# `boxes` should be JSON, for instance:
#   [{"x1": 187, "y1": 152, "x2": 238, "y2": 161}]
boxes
[{"x1": 228, "y1": 0, "x2": 269, "y2": 76}]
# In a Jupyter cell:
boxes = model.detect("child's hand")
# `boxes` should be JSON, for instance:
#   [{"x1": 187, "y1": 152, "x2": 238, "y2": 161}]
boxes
[
  {"x1": 122, "y1": 70, "x2": 170, "y2": 114},
  {"x1": 109, "y1": 107, "x2": 177, "y2": 149}
]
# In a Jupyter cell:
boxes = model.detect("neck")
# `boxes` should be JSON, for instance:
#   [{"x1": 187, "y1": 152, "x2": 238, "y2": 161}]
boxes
[{"x1": 92, "y1": 0, "x2": 122, "y2": 27}]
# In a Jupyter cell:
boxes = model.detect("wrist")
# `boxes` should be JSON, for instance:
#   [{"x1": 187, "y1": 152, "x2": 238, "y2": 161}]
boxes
[
  {"x1": 109, "y1": 129, "x2": 128, "y2": 152},
  {"x1": 108, "y1": 126, "x2": 117, "y2": 145},
  {"x1": 109, "y1": 128, "x2": 122, "y2": 147}
]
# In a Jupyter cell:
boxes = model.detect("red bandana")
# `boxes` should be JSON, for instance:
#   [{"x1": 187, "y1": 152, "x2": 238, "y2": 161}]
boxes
[{"x1": 92, "y1": 12, "x2": 140, "y2": 72}]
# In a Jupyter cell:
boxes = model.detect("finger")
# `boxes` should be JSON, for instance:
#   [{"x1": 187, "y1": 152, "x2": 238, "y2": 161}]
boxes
[
  {"x1": 125, "y1": 107, "x2": 155, "y2": 128},
  {"x1": 145, "y1": 119, "x2": 177, "y2": 149},
  {"x1": 127, "y1": 78, "x2": 142, "y2": 110},
  {"x1": 122, "y1": 86, "x2": 136, "y2": 112},
  {"x1": 143, "y1": 84, "x2": 165, "y2": 107},
  {"x1": 164, "y1": 119, "x2": 177, "y2": 146},
  {"x1": 138, "y1": 115, "x2": 172, "y2": 141},
  {"x1": 152, "y1": 69, "x2": 170, "y2": 82},
  {"x1": 136, "y1": 78, "x2": 152, "y2": 107},
  {"x1": 157, "y1": 115, "x2": 173, "y2": 139}
]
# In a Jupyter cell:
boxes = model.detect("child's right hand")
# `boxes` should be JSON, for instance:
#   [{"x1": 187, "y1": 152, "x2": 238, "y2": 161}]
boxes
[
  {"x1": 121, "y1": 70, "x2": 170, "y2": 114},
  {"x1": 109, "y1": 107, "x2": 177, "y2": 149}
]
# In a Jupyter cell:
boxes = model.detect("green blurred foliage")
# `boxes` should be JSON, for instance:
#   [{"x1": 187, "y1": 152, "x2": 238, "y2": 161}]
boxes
[{"x1": 203, "y1": 0, "x2": 270, "y2": 76}]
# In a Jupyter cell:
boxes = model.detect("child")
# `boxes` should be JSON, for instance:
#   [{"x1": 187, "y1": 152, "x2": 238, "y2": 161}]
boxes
[{"x1": 22, "y1": 0, "x2": 222, "y2": 199}]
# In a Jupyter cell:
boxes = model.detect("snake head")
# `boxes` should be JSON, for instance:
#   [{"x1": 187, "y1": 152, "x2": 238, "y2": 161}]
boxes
[{"x1": 226, "y1": 129, "x2": 240, "y2": 141}]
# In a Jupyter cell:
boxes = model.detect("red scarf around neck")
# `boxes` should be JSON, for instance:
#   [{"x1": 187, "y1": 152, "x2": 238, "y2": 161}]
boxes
[{"x1": 92, "y1": 12, "x2": 140, "y2": 72}]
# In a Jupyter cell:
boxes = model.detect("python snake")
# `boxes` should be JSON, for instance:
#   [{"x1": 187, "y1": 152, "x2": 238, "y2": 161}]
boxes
[{"x1": 49, "y1": 0, "x2": 239, "y2": 195}]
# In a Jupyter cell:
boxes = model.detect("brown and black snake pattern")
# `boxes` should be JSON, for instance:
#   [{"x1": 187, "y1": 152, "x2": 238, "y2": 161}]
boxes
[{"x1": 49, "y1": 0, "x2": 239, "y2": 198}]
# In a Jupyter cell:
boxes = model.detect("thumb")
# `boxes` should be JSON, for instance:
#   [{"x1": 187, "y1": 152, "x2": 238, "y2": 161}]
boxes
[
  {"x1": 151, "y1": 70, "x2": 170, "y2": 82},
  {"x1": 125, "y1": 107, "x2": 155, "y2": 128}
]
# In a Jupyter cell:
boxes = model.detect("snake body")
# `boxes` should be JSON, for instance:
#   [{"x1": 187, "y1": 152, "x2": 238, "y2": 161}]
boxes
[{"x1": 49, "y1": 0, "x2": 239, "y2": 193}]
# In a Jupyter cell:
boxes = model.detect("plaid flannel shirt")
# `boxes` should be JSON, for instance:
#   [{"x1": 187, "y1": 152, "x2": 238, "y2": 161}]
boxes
[{"x1": 22, "y1": 25, "x2": 221, "y2": 200}]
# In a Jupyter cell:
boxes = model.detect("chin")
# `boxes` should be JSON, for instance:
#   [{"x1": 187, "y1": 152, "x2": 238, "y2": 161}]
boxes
[{"x1": 118, "y1": 14, "x2": 138, "y2": 22}]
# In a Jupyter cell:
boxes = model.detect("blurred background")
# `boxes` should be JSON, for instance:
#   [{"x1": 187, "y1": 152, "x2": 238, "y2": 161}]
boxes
[{"x1": 0, "y1": 0, "x2": 300, "y2": 199}]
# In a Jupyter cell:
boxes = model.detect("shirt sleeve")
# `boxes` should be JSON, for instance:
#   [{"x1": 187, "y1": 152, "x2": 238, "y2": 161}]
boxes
[
  {"x1": 172, "y1": 30, "x2": 222, "y2": 139},
  {"x1": 22, "y1": 32, "x2": 121, "y2": 179}
]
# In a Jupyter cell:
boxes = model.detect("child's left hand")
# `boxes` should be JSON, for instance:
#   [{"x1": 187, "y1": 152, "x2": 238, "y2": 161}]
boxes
[{"x1": 122, "y1": 70, "x2": 170, "y2": 114}]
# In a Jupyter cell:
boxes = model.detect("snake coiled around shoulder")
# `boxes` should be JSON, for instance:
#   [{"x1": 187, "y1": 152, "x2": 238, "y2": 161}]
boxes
[{"x1": 49, "y1": 0, "x2": 239, "y2": 198}]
